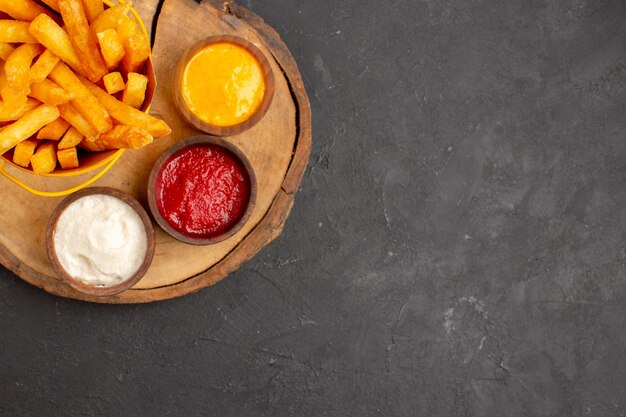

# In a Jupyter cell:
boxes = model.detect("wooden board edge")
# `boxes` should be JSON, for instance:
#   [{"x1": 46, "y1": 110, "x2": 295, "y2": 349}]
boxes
[
  {"x1": 0, "y1": 0, "x2": 312, "y2": 304},
  {"x1": 109, "y1": 188, "x2": 295, "y2": 303},
  {"x1": 225, "y1": 0, "x2": 313, "y2": 194}
]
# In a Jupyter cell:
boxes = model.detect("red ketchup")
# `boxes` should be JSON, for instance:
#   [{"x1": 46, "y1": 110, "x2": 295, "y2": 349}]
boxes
[{"x1": 154, "y1": 144, "x2": 251, "y2": 239}]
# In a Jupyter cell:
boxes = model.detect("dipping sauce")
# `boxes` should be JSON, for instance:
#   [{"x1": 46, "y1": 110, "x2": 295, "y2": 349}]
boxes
[
  {"x1": 180, "y1": 42, "x2": 266, "y2": 127},
  {"x1": 53, "y1": 195, "x2": 149, "y2": 287},
  {"x1": 154, "y1": 143, "x2": 251, "y2": 240}
]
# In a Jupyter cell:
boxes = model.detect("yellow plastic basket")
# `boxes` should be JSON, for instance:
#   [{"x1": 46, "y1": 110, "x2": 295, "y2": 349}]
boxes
[{"x1": 0, "y1": 0, "x2": 155, "y2": 197}]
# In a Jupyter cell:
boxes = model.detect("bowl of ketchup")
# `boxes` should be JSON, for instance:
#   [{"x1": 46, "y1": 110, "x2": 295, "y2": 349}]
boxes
[{"x1": 147, "y1": 136, "x2": 256, "y2": 245}]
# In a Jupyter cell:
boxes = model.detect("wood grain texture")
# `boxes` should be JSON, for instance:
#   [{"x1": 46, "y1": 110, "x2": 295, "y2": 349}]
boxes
[{"x1": 0, "y1": 0, "x2": 311, "y2": 303}]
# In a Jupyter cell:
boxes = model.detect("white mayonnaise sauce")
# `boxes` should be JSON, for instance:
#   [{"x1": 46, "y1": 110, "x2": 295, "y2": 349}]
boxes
[{"x1": 53, "y1": 195, "x2": 148, "y2": 287}]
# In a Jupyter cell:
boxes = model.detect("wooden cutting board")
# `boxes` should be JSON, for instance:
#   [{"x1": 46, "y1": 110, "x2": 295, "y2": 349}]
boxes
[{"x1": 0, "y1": 0, "x2": 311, "y2": 303}]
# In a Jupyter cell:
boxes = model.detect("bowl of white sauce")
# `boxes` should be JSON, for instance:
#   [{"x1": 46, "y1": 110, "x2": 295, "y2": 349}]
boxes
[{"x1": 46, "y1": 187, "x2": 155, "y2": 296}]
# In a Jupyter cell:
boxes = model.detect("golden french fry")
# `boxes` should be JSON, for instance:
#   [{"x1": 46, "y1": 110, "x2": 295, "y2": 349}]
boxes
[
  {"x1": 122, "y1": 72, "x2": 148, "y2": 109},
  {"x1": 121, "y1": 33, "x2": 150, "y2": 74},
  {"x1": 0, "y1": 88, "x2": 27, "y2": 109},
  {"x1": 37, "y1": 117, "x2": 70, "y2": 140},
  {"x1": 12, "y1": 138, "x2": 38, "y2": 167},
  {"x1": 91, "y1": 4, "x2": 130, "y2": 34},
  {"x1": 0, "y1": 41, "x2": 15, "y2": 60},
  {"x1": 29, "y1": 49, "x2": 60, "y2": 83},
  {"x1": 57, "y1": 146, "x2": 78, "y2": 169},
  {"x1": 29, "y1": 79, "x2": 73, "y2": 105},
  {"x1": 80, "y1": 124, "x2": 152, "y2": 151},
  {"x1": 81, "y1": 0, "x2": 103, "y2": 23},
  {"x1": 96, "y1": 29, "x2": 124, "y2": 70},
  {"x1": 5, "y1": 43, "x2": 44, "y2": 95},
  {"x1": 82, "y1": 77, "x2": 170, "y2": 137},
  {"x1": 115, "y1": 19, "x2": 138, "y2": 44},
  {"x1": 0, "y1": 97, "x2": 39, "y2": 122},
  {"x1": 40, "y1": 0, "x2": 60, "y2": 12},
  {"x1": 102, "y1": 71, "x2": 124, "y2": 94},
  {"x1": 0, "y1": 103, "x2": 59, "y2": 155},
  {"x1": 59, "y1": 0, "x2": 107, "y2": 82},
  {"x1": 49, "y1": 62, "x2": 111, "y2": 133},
  {"x1": 29, "y1": 14, "x2": 83, "y2": 75},
  {"x1": 0, "y1": 0, "x2": 55, "y2": 21},
  {"x1": 0, "y1": 20, "x2": 37, "y2": 43},
  {"x1": 58, "y1": 125, "x2": 82, "y2": 149},
  {"x1": 0, "y1": 66, "x2": 27, "y2": 109},
  {"x1": 57, "y1": 102, "x2": 98, "y2": 139},
  {"x1": 30, "y1": 141, "x2": 57, "y2": 174}
]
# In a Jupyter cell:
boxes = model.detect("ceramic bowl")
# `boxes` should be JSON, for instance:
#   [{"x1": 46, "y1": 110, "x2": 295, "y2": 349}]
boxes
[
  {"x1": 45, "y1": 187, "x2": 155, "y2": 296},
  {"x1": 173, "y1": 35, "x2": 275, "y2": 136},
  {"x1": 147, "y1": 135, "x2": 257, "y2": 245}
]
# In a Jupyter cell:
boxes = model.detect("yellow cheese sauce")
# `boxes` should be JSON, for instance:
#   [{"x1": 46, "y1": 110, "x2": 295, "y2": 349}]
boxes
[{"x1": 181, "y1": 42, "x2": 266, "y2": 127}]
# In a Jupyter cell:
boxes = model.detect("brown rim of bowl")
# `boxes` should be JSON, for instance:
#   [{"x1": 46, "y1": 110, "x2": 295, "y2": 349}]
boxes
[
  {"x1": 173, "y1": 35, "x2": 275, "y2": 137},
  {"x1": 45, "y1": 187, "x2": 156, "y2": 296},
  {"x1": 147, "y1": 135, "x2": 257, "y2": 246}
]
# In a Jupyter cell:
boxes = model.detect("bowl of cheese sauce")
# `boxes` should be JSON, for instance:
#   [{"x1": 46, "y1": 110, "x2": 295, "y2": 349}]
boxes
[
  {"x1": 46, "y1": 187, "x2": 155, "y2": 296},
  {"x1": 173, "y1": 36, "x2": 275, "y2": 136}
]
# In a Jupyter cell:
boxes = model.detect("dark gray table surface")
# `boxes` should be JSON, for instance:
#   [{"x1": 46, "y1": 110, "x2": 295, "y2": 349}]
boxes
[{"x1": 1, "y1": 0, "x2": 625, "y2": 416}]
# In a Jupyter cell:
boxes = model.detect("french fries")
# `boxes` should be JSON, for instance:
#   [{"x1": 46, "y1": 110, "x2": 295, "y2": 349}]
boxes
[
  {"x1": 0, "y1": 104, "x2": 59, "y2": 155},
  {"x1": 0, "y1": 0, "x2": 54, "y2": 22},
  {"x1": 57, "y1": 146, "x2": 78, "y2": 169},
  {"x1": 0, "y1": 97, "x2": 39, "y2": 122},
  {"x1": 121, "y1": 33, "x2": 150, "y2": 74},
  {"x1": 0, "y1": 20, "x2": 37, "y2": 43},
  {"x1": 91, "y1": 4, "x2": 130, "y2": 34},
  {"x1": 29, "y1": 79, "x2": 73, "y2": 105},
  {"x1": 0, "y1": 42, "x2": 15, "y2": 60},
  {"x1": 39, "y1": 0, "x2": 60, "y2": 13},
  {"x1": 0, "y1": 0, "x2": 170, "y2": 175},
  {"x1": 12, "y1": 138, "x2": 37, "y2": 167},
  {"x1": 30, "y1": 141, "x2": 57, "y2": 174},
  {"x1": 122, "y1": 72, "x2": 148, "y2": 109},
  {"x1": 115, "y1": 19, "x2": 138, "y2": 45},
  {"x1": 102, "y1": 71, "x2": 124, "y2": 94},
  {"x1": 96, "y1": 29, "x2": 124, "y2": 70},
  {"x1": 59, "y1": 0, "x2": 107, "y2": 82},
  {"x1": 81, "y1": 0, "x2": 103, "y2": 23},
  {"x1": 80, "y1": 125, "x2": 152, "y2": 152},
  {"x1": 58, "y1": 102, "x2": 98, "y2": 139},
  {"x1": 0, "y1": 66, "x2": 27, "y2": 108},
  {"x1": 83, "y1": 78, "x2": 170, "y2": 137},
  {"x1": 37, "y1": 117, "x2": 69, "y2": 140},
  {"x1": 5, "y1": 43, "x2": 44, "y2": 94},
  {"x1": 29, "y1": 14, "x2": 83, "y2": 75},
  {"x1": 49, "y1": 62, "x2": 111, "y2": 133},
  {"x1": 29, "y1": 49, "x2": 60, "y2": 83},
  {"x1": 58, "y1": 125, "x2": 82, "y2": 149}
]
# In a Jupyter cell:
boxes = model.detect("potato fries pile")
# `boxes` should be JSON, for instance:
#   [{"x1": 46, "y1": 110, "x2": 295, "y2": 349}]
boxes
[{"x1": 0, "y1": 0, "x2": 170, "y2": 174}]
